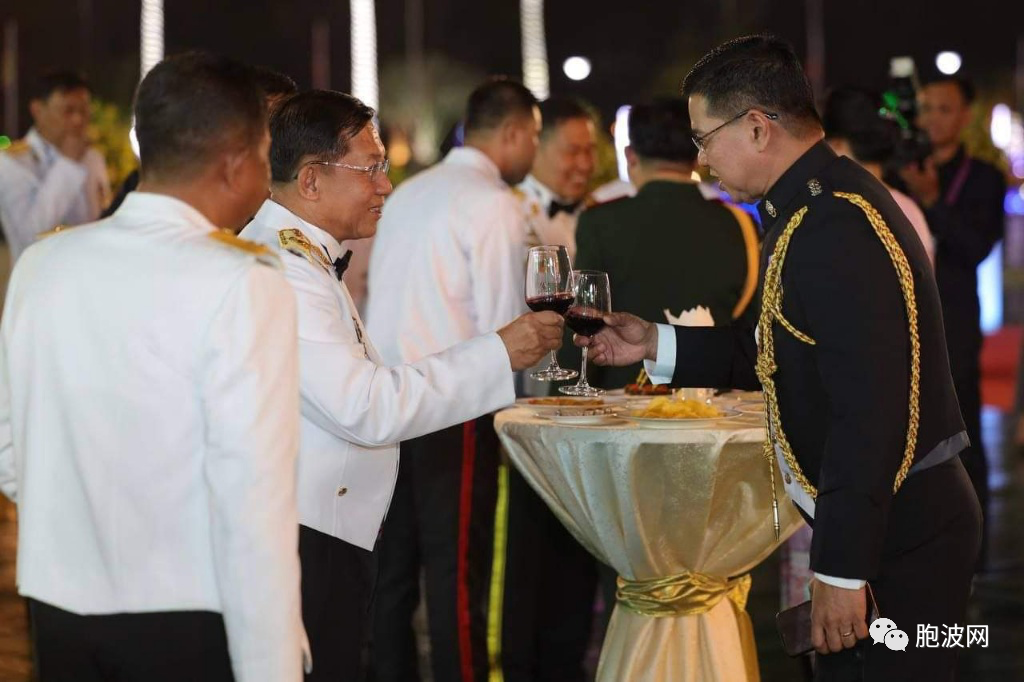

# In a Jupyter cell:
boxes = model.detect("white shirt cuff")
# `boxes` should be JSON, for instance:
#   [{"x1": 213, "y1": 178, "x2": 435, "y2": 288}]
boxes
[
  {"x1": 814, "y1": 573, "x2": 867, "y2": 590},
  {"x1": 641, "y1": 323, "x2": 676, "y2": 385}
]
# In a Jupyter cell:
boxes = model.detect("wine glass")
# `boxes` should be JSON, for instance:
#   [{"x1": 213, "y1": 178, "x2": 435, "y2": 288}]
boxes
[
  {"x1": 525, "y1": 245, "x2": 578, "y2": 381},
  {"x1": 559, "y1": 270, "x2": 611, "y2": 396}
]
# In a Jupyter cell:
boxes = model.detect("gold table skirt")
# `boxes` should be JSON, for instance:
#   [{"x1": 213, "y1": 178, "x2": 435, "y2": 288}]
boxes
[{"x1": 494, "y1": 408, "x2": 804, "y2": 682}]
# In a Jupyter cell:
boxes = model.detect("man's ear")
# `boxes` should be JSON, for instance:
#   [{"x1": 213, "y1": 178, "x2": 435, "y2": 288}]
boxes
[
  {"x1": 294, "y1": 163, "x2": 321, "y2": 201},
  {"x1": 499, "y1": 117, "x2": 522, "y2": 148},
  {"x1": 220, "y1": 147, "x2": 250, "y2": 196},
  {"x1": 749, "y1": 110, "x2": 773, "y2": 151}
]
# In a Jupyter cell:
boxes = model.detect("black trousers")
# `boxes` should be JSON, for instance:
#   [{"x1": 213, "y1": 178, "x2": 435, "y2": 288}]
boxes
[
  {"x1": 29, "y1": 598, "x2": 234, "y2": 681},
  {"x1": 950, "y1": 356, "x2": 989, "y2": 570},
  {"x1": 814, "y1": 457, "x2": 982, "y2": 682},
  {"x1": 300, "y1": 524, "x2": 378, "y2": 682},
  {"x1": 372, "y1": 416, "x2": 499, "y2": 682},
  {"x1": 496, "y1": 465, "x2": 597, "y2": 682}
]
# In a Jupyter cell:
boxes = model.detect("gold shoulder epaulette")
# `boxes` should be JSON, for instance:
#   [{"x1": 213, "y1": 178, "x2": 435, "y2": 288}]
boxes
[
  {"x1": 208, "y1": 229, "x2": 280, "y2": 267},
  {"x1": 277, "y1": 228, "x2": 332, "y2": 271},
  {"x1": 3, "y1": 139, "x2": 31, "y2": 156},
  {"x1": 36, "y1": 224, "x2": 75, "y2": 240}
]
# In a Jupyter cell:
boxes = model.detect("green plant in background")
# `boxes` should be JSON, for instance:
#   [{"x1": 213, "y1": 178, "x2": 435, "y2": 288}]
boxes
[{"x1": 89, "y1": 98, "x2": 137, "y2": 191}]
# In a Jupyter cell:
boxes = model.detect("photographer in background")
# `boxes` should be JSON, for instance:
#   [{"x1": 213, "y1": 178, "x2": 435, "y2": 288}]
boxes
[
  {"x1": 823, "y1": 87, "x2": 934, "y2": 266},
  {"x1": 898, "y1": 76, "x2": 1006, "y2": 570}
]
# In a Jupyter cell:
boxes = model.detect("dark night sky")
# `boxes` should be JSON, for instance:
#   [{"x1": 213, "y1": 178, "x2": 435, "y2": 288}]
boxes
[{"x1": 2, "y1": 0, "x2": 1023, "y2": 135}]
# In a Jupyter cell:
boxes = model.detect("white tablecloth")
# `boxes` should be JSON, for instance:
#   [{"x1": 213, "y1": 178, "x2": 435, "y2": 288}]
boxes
[{"x1": 494, "y1": 406, "x2": 804, "y2": 682}]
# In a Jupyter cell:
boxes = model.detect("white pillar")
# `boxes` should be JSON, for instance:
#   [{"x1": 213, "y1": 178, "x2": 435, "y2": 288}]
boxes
[
  {"x1": 140, "y1": 0, "x2": 164, "y2": 79},
  {"x1": 350, "y1": 0, "x2": 379, "y2": 109},
  {"x1": 520, "y1": 0, "x2": 549, "y2": 101}
]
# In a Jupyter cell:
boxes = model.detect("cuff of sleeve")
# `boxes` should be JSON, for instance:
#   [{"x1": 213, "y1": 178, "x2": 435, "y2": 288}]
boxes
[
  {"x1": 809, "y1": 489, "x2": 887, "y2": 579},
  {"x1": 814, "y1": 573, "x2": 866, "y2": 590},
  {"x1": 483, "y1": 332, "x2": 518, "y2": 407},
  {"x1": 642, "y1": 324, "x2": 676, "y2": 385}
]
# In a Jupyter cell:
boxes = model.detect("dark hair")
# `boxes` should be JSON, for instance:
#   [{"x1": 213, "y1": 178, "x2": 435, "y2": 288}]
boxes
[
  {"x1": 822, "y1": 87, "x2": 899, "y2": 164},
  {"x1": 29, "y1": 71, "x2": 90, "y2": 102},
  {"x1": 251, "y1": 65, "x2": 298, "y2": 99},
  {"x1": 681, "y1": 34, "x2": 821, "y2": 132},
  {"x1": 924, "y1": 76, "x2": 976, "y2": 105},
  {"x1": 464, "y1": 77, "x2": 537, "y2": 135},
  {"x1": 269, "y1": 89, "x2": 376, "y2": 183},
  {"x1": 134, "y1": 52, "x2": 267, "y2": 180},
  {"x1": 628, "y1": 98, "x2": 698, "y2": 163},
  {"x1": 538, "y1": 97, "x2": 594, "y2": 140}
]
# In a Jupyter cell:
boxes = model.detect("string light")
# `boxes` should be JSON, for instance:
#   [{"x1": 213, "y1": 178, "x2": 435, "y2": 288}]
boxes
[
  {"x1": 520, "y1": 0, "x2": 549, "y2": 100},
  {"x1": 140, "y1": 0, "x2": 164, "y2": 79},
  {"x1": 350, "y1": 0, "x2": 379, "y2": 110}
]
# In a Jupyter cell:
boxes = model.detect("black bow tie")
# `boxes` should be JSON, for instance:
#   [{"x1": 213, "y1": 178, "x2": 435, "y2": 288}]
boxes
[
  {"x1": 548, "y1": 200, "x2": 580, "y2": 218},
  {"x1": 333, "y1": 249, "x2": 353, "y2": 280}
]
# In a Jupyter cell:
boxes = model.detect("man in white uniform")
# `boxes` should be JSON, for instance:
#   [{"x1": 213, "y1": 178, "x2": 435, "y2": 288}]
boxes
[
  {"x1": 0, "y1": 53, "x2": 307, "y2": 681},
  {"x1": 365, "y1": 78, "x2": 541, "y2": 682},
  {"x1": 516, "y1": 96, "x2": 598, "y2": 260},
  {"x1": 0, "y1": 71, "x2": 110, "y2": 264},
  {"x1": 240, "y1": 89, "x2": 562, "y2": 681}
]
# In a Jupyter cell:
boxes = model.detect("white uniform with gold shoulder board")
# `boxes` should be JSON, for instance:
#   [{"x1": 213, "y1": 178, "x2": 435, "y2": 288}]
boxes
[
  {"x1": 0, "y1": 129, "x2": 110, "y2": 263},
  {"x1": 0, "y1": 191, "x2": 308, "y2": 681},
  {"x1": 240, "y1": 198, "x2": 516, "y2": 551}
]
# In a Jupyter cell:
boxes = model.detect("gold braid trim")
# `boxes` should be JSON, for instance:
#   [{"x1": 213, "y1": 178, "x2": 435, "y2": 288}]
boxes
[{"x1": 755, "y1": 193, "x2": 920, "y2": 500}]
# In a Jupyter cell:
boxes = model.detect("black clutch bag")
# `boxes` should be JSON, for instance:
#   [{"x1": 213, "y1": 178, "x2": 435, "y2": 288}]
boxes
[
  {"x1": 775, "y1": 582, "x2": 879, "y2": 657},
  {"x1": 775, "y1": 599, "x2": 813, "y2": 657}
]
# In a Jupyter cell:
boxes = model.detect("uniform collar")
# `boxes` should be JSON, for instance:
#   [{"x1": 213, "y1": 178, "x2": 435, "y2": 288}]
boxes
[
  {"x1": 521, "y1": 173, "x2": 574, "y2": 210},
  {"x1": 757, "y1": 140, "x2": 837, "y2": 231},
  {"x1": 26, "y1": 128, "x2": 58, "y2": 166},
  {"x1": 637, "y1": 178, "x2": 701, "y2": 198},
  {"x1": 115, "y1": 191, "x2": 218, "y2": 233},
  {"x1": 254, "y1": 198, "x2": 346, "y2": 261},
  {"x1": 443, "y1": 146, "x2": 506, "y2": 188}
]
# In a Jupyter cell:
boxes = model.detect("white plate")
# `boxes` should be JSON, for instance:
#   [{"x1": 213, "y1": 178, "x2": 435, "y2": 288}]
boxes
[
  {"x1": 625, "y1": 409, "x2": 742, "y2": 429},
  {"x1": 516, "y1": 398, "x2": 608, "y2": 414},
  {"x1": 733, "y1": 402, "x2": 765, "y2": 415},
  {"x1": 543, "y1": 414, "x2": 623, "y2": 426}
]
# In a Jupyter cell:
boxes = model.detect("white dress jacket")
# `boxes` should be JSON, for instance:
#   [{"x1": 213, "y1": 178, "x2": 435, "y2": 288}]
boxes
[
  {"x1": 241, "y1": 199, "x2": 516, "y2": 551},
  {"x1": 0, "y1": 192, "x2": 308, "y2": 682}
]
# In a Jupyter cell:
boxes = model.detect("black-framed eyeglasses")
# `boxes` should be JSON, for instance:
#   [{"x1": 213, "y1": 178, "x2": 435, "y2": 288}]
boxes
[
  {"x1": 691, "y1": 109, "x2": 779, "y2": 153},
  {"x1": 296, "y1": 158, "x2": 391, "y2": 181}
]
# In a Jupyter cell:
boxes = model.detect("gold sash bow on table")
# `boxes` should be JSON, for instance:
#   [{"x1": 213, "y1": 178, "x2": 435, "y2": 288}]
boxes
[{"x1": 617, "y1": 571, "x2": 759, "y2": 681}]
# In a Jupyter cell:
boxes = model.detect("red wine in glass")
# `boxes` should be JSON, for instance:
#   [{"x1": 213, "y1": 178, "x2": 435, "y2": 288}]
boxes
[
  {"x1": 525, "y1": 246, "x2": 578, "y2": 381},
  {"x1": 565, "y1": 306, "x2": 607, "y2": 337},
  {"x1": 527, "y1": 292, "x2": 575, "y2": 316},
  {"x1": 560, "y1": 270, "x2": 612, "y2": 397}
]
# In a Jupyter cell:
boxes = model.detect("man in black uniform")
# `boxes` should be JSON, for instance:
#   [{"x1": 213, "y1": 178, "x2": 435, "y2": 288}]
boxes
[
  {"x1": 566, "y1": 97, "x2": 759, "y2": 391},
  {"x1": 577, "y1": 35, "x2": 981, "y2": 681},
  {"x1": 898, "y1": 77, "x2": 1006, "y2": 568}
]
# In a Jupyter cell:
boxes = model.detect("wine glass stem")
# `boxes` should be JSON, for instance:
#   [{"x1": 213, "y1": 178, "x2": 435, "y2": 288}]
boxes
[
  {"x1": 576, "y1": 346, "x2": 591, "y2": 388},
  {"x1": 546, "y1": 350, "x2": 560, "y2": 370}
]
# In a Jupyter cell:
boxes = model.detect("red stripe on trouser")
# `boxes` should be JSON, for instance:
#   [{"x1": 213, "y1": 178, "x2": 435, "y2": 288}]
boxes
[{"x1": 457, "y1": 421, "x2": 477, "y2": 682}]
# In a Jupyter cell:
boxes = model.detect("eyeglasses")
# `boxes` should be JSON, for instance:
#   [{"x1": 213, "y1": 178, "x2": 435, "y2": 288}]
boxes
[
  {"x1": 691, "y1": 109, "x2": 779, "y2": 153},
  {"x1": 300, "y1": 158, "x2": 391, "y2": 180}
]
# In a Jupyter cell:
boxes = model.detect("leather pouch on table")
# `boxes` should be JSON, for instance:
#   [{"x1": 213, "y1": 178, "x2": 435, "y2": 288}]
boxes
[{"x1": 776, "y1": 599, "x2": 813, "y2": 657}]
